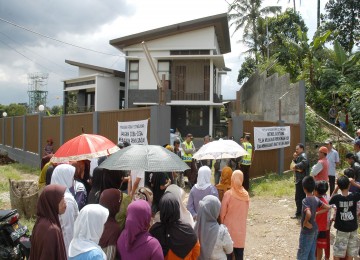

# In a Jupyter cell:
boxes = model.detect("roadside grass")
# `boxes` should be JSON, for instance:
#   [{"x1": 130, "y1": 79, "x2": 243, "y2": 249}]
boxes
[
  {"x1": 251, "y1": 171, "x2": 295, "y2": 197},
  {"x1": 0, "y1": 163, "x2": 39, "y2": 193}
]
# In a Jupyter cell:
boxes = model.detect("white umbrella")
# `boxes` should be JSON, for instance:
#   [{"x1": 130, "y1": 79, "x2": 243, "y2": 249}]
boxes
[{"x1": 193, "y1": 139, "x2": 248, "y2": 160}]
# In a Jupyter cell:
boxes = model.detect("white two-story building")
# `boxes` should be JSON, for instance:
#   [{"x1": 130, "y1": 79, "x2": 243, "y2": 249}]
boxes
[
  {"x1": 63, "y1": 60, "x2": 125, "y2": 113},
  {"x1": 110, "y1": 13, "x2": 231, "y2": 137}
]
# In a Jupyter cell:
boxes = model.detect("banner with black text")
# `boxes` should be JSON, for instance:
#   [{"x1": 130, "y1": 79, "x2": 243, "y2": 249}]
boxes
[
  {"x1": 118, "y1": 119, "x2": 148, "y2": 145},
  {"x1": 254, "y1": 126, "x2": 290, "y2": 150}
]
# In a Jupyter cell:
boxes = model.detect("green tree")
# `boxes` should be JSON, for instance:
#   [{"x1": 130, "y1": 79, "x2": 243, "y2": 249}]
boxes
[
  {"x1": 3, "y1": 103, "x2": 27, "y2": 116},
  {"x1": 50, "y1": 105, "x2": 63, "y2": 115},
  {"x1": 228, "y1": 0, "x2": 281, "y2": 63},
  {"x1": 322, "y1": 0, "x2": 360, "y2": 53},
  {"x1": 237, "y1": 56, "x2": 257, "y2": 84},
  {"x1": 267, "y1": 9, "x2": 308, "y2": 80}
]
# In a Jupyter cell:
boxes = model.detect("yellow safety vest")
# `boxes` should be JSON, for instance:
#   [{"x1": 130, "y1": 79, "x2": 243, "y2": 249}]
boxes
[
  {"x1": 242, "y1": 141, "x2": 252, "y2": 165},
  {"x1": 182, "y1": 141, "x2": 194, "y2": 162}
]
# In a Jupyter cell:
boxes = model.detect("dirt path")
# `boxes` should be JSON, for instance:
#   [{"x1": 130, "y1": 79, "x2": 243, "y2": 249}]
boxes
[{"x1": 245, "y1": 196, "x2": 300, "y2": 259}]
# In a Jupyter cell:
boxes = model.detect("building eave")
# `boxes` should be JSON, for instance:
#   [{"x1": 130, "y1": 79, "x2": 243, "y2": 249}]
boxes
[{"x1": 110, "y1": 13, "x2": 231, "y2": 54}]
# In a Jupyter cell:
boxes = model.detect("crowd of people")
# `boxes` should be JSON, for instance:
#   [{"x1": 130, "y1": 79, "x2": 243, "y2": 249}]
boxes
[
  {"x1": 32, "y1": 133, "x2": 255, "y2": 260},
  {"x1": 291, "y1": 128, "x2": 360, "y2": 260}
]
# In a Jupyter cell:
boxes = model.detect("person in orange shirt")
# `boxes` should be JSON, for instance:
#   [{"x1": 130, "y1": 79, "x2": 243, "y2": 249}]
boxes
[
  {"x1": 216, "y1": 166, "x2": 233, "y2": 202},
  {"x1": 220, "y1": 170, "x2": 250, "y2": 260},
  {"x1": 150, "y1": 192, "x2": 200, "y2": 260}
]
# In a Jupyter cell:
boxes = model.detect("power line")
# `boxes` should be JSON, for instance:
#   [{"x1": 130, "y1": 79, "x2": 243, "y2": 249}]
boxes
[
  {"x1": 0, "y1": 31, "x2": 76, "y2": 75},
  {"x1": 0, "y1": 38, "x2": 67, "y2": 79},
  {"x1": 0, "y1": 17, "x2": 124, "y2": 57}
]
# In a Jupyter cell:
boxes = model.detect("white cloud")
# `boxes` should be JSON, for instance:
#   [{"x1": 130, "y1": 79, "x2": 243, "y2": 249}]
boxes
[{"x1": 0, "y1": 0, "x2": 329, "y2": 106}]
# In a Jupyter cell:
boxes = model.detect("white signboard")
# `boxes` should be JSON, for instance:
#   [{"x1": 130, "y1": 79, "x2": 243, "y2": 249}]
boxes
[
  {"x1": 254, "y1": 126, "x2": 290, "y2": 150},
  {"x1": 118, "y1": 119, "x2": 148, "y2": 145}
]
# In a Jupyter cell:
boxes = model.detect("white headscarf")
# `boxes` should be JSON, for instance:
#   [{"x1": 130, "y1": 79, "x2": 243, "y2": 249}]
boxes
[
  {"x1": 195, "y1": 166, "x2": 212, "y2": 190},
  {"x1": 69, "y1": 204, "x2": 109, "y2": 258},
  {"x1": 165, "y1": 184, "x2": 195, "y2": 227},
  {"x1": 51, "y1": 164, "x2": 75, "y2": 191},
  {"x1": 50, "y1": 164, "x2": 79, "y2": 255}
]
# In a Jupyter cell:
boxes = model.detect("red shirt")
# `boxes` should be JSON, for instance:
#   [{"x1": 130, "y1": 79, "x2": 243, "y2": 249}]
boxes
[{"x1": 316, "y1": 196, "x2": 329, "y2": 231}]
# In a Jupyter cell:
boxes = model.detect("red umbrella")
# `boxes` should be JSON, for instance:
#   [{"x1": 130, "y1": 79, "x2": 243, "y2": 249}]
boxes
[{"x1": 50, "y1": 134, "x2": 119, "y2": 163}]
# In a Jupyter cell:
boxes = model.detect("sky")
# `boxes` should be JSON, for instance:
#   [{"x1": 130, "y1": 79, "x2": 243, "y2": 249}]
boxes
[{"x1": 0, "y1": 0, "x2": 329, "y2": 107}]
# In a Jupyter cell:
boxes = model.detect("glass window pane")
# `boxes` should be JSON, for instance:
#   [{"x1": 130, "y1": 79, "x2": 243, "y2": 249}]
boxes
[
  {"x1": 129, "y1": 81, "x2": 139, "y2": 89},
  {"x1": 158, "y1": 62, "x2": 170, "y2": 71},
  {"x1": 129, "y1": 72, "x2": 138, "y2": 80},
  {"x1": 130, "y1": 62, "x2": 139, "y2": 71}
]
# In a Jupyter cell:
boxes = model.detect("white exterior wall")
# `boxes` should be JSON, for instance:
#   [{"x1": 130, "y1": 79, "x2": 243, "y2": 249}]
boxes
[
  {"x1": 125, "y1": 27, "x2": 216, "y2": 51},
  {"x1": 95, "y1": 76, "x2": 120, "y2": 111},
  {"x1": 79, "y1": 67, "x2": 113, "y2": 77}
]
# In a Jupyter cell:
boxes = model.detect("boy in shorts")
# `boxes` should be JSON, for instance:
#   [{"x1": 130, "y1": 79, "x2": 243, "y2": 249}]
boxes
[
  {"x1": 297, "y1": 176, "x2": 330, "y2": 260},
  {"x1": 314, "y1": 181, "x2": 330, "y2": 260},
  {"x1": 329, "y1": 175, "x2": 360, "y2": 259}
]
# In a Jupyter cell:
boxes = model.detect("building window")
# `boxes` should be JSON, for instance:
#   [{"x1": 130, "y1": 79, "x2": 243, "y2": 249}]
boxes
[
  {"x1": 65, "y1": 80, "x2": 95, "y2": 88},
  {"x1": 129, "y1": 61, "x2": 139, "y2": 89},
  {"x1": 158, "y1": 61, "x2": 171, "y2": 89},
  {"x1": 170, "y1": 50, "x2": 210, "y2": 55},
  {"x1": 186, "y1": 108, "x2": 203, "y2": 126}
]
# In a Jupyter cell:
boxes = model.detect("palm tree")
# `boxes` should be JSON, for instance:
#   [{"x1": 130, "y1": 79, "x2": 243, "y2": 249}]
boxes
[
  {"x1": 317, "y1": 0, "x2": 320, "y2": 28},
  {"x1": 228, "y1": 0, "x2": 281, "y2": 64}
]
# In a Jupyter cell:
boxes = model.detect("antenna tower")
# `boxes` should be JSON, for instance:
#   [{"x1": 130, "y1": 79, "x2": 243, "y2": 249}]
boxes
[{"x1": 27, "y1": 72, "x2": 48, "y2": 113}]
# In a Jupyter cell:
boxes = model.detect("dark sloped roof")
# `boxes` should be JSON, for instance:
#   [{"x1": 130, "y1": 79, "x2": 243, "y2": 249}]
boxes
[
  {"x1": 110, "y1": 13, "x2": 231, "y2": 54},
  {"x1": 65, "y1": 60, "x2": 125, "y2": 77}
]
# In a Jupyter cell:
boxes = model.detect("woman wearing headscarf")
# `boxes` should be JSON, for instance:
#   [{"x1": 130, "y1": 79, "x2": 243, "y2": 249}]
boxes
[
  {"x1": 99, "y1": 189, "x2": 122, "y2": 260},
  {"x1": 161, "y1": 184, "x2": 195, "y2": 227},
  {"x1": 68, "y1": 204, "x2": 109, "y2": 260},
  {"x1": 216, "y1": 166, "x2": 233, "y2": 202},
  {"x1": 87, "y1": 166, "x2": 104, "y2": 204},
  {"x1": 115, "y1": 193, "x2": 131, "y2": 231},
  {"x1": 220, "y1": 170, "x2": 250, "y2": 260},
  {"x1": 150, "y1": 192, "x2": 200, "y2": 260},
  {"x1": 50, "y1": 164, "x2": 79, "y2": 256},
  {"x1": 187, "y1": 166, "x2": 218, "y2": 221},
  {"x1": 117, "y1": 200, "x2": 163, "y2": 260},
  {"x1": 195, "y1": 195, "x2": 233, "y2": 259},
  {"x1": 30, "y1": 184, "x2": 67, "y2": 260}
]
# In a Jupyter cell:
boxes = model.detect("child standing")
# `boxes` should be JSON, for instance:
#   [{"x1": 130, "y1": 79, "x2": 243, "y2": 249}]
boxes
[
  {"x1": 297, "y1": 176, "x2": 330, "y2": 260},
  {"x1": 329, "y1": 175, "x2": 360, "y2": 260},
  {"x1": 314, "y1": 181, "x2": 330, "y2": 260}
]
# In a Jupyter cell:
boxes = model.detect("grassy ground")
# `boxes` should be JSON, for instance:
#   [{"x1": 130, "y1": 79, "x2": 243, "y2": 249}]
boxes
[
  {"x1": 0, "y1": 163, "x2": 39, "y2": 231},
  {"x1": 250, "y1": 171, "x2": 295, "y2": 197}
]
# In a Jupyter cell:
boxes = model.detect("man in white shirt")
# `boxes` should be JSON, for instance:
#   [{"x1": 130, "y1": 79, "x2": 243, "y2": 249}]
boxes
[
  {"x1": 354, "y1": 139, "x2": 360, "y2": 160},
  {"x1": 129, "y1": 170, "x2": 145, "y2": 198},
  {"x1": 325, "y1": 140, "x2": 340, "y2": 195}
]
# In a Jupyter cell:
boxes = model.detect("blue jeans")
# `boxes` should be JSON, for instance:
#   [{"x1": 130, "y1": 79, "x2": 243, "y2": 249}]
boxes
[{"x1": 297, "y1": 230, "x2": 317, "y2": 260}]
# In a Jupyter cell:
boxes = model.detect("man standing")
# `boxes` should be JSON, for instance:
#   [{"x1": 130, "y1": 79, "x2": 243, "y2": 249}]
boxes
[
  {"x1": 328, "y1": 105, "x2": 337, "y2": 124},
  {"x1": 240, "y1": 134, "x2": 253, "y2": 191},
  {"x1": 325, "y1": 140, "x2": 340, "y2": 195},
  {"x1": 311, "y1": 146, "x2": 329, "y2": 182},
  {"x1": 345, "y1": 153, "x2": 360, "y2": 181},
  {"x1": 181, "y1": 133, "x2": 197, "y2": 187},
  {"x1": 291, "y1": 143, "x2": 309, "y2": 219},
  {"x1": 354, "y1": 139, "x2": 360, "y2": 160},
  {"x1": 198, "y1": 135, "x2": 212, "y2": 168}
]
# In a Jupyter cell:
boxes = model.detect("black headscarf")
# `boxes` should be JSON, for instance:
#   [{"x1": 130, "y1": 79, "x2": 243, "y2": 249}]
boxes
[{"x1": 149, "y1": 192, "x2": 197, "y2": 258}]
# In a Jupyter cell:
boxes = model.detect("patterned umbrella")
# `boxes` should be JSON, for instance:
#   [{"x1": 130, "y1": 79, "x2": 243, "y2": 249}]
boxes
[
  {"x1": 51, "y1": 134, "x2": 119, "y2": 163},
  {"x1": 193, "y1": 139, "x2": 248, "y2": 160},
  {"x1": 99, "y1": 145, "x2": 190, "y2": 172}
]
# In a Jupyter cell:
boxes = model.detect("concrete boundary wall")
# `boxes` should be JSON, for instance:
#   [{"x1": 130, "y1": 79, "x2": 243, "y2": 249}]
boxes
[
  {"x1": 237, "y1": 71, "x2": 305, "y2": 125},
  {"x1": 0, "y1": 106, "x2": 170, "y2": 168}
]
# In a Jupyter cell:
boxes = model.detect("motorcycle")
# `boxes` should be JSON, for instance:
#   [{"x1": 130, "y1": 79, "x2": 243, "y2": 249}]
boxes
[{"x1": 0, "y1": 209, "x2": 30, "y2": 260}]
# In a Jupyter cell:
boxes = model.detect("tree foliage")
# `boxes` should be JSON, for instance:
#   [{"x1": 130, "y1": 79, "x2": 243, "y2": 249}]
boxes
[
  {"x1": 228, "y1": 0, "x2": 281, "y2": 63},
  {"x1": 0, "y1": 103, "x2": 27, "y2": 117},
  {"x1": 322, "y1": 0, "x2": 360, "y2": 53}
]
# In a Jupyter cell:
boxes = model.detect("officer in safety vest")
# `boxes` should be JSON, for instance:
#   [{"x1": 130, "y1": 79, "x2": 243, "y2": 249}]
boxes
[
  {"x1": 181, "y1": 133, "x2": 197, "y2": 187},
  {"x1": 240, "y1": 134, "x2": 253, "y2": 191}
]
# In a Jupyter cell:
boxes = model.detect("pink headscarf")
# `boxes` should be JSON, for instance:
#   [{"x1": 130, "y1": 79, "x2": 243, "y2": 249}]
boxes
[{"x1": 230, "y1": 170, "x2": 250, "y2": 201}]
